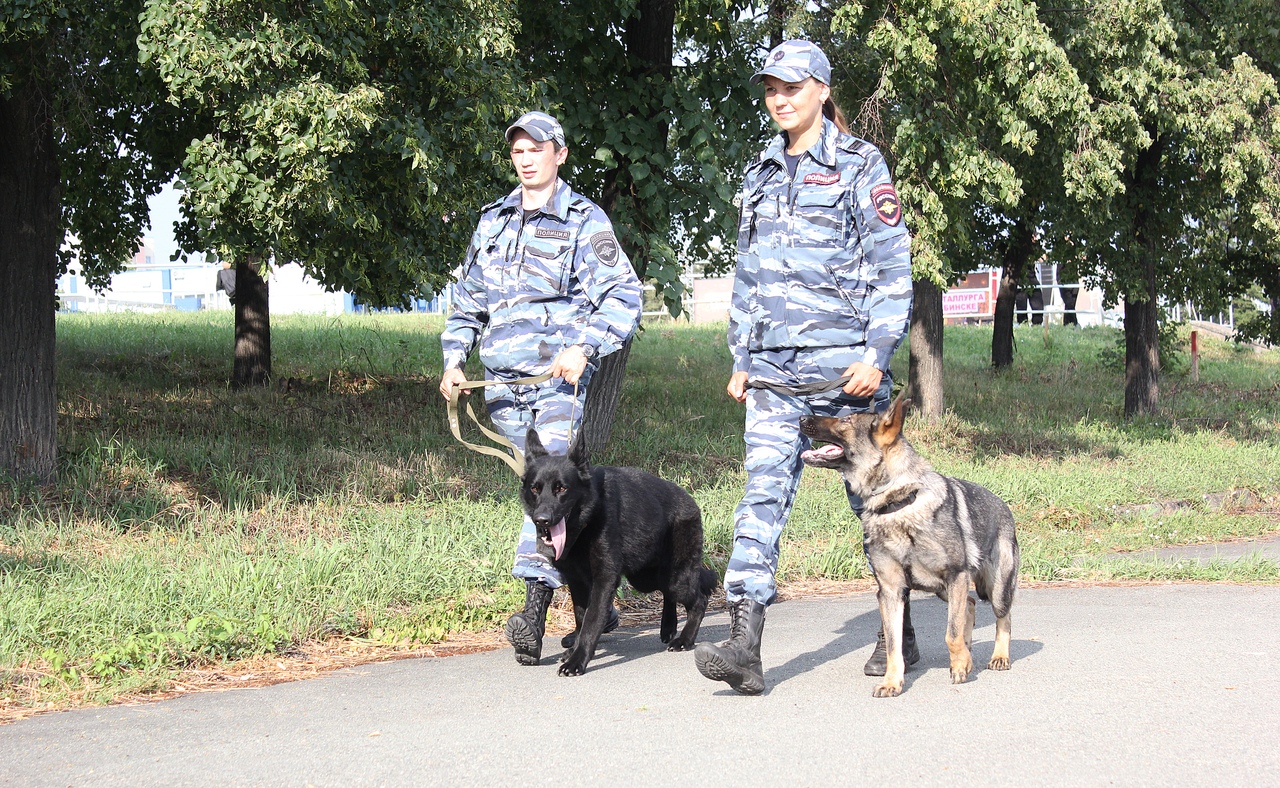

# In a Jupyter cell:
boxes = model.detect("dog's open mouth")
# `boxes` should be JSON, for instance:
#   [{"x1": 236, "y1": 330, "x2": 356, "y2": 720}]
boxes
[
  {"x1": 538, "y1": 518, "x2": 568, "y2": 560},
  {"x1": 801, "y1": 443, "x2": 844, "y2": 464}
]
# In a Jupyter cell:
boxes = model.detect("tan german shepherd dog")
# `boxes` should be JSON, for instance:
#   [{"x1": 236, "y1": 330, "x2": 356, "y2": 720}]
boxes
[{"x1": 799, "y1": 395, "x2": 1019, "y2": 697}]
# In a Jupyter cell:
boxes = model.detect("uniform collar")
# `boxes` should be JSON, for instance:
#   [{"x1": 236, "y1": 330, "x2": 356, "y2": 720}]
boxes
[
  {"x1": 762, "y1": 116, "x2": 840, "y2": 170},
  {"x1": 496, "y1": 179, "x2": 573, "y2": 222}
]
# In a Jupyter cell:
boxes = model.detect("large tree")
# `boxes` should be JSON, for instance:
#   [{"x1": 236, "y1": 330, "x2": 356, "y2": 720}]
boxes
[
  {"x1": 819, "y1": 0, "x2": 1113, "y2": 415},
  {"x1": 2, "y1": 0, "x2": 536, "y2": 481},
  {"x1": 139, "y1": 0, "x2": 532, "y2": 386},
  {"x1": 2, "y1": 1, "x2": 190, "y2": 482},
  {"x1": 1043, "y1": 0, "x2": 1280, "y2": 415}
]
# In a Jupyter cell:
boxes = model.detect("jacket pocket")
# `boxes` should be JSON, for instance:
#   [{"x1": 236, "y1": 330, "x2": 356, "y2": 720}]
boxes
[
  {"x1": 520, "y1": 243, "x2": 573, "y2": 296},
  {"x1": 792, "y1": 187, "x2": 846, "y2": 249}
]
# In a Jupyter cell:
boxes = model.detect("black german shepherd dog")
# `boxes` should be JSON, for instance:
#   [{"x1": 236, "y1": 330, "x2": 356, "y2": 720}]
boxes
[{"x1": 523, "y1": 429, "x2": 717, "y2": 676}]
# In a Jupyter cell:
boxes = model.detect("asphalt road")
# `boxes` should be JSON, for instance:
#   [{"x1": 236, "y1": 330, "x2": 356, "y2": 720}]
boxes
[{"x1": 3, "y1": 585, "x2": 1278, "y2": 786}]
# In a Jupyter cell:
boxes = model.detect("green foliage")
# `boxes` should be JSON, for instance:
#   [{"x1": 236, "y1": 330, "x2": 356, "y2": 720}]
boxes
[
  {"x1": 1, "y1": 0, "x2": 192, "y2": 285},
  {"x1": 138, "y1": 0, "x2": 534, "y2": 305},
  {"x1": 518, "y1": 0, "x2": 769, "y2": 310},
  {"x1": 820, "y1": 0, "x2": 1111, "y2": 285}
]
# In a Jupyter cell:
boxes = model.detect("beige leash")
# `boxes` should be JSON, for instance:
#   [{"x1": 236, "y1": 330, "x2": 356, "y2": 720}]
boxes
[{"x1": 447, "y1": 373, "x2": 579, "y2": 477}]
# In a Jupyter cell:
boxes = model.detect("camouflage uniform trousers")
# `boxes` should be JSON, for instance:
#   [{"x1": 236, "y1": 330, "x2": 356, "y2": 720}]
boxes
[
  {"x1": 485, "y1": 370, "x2": 593, "y2": 589},
  {"x1": 725, "y1": 354, "x2": 893, "y2": 607}
]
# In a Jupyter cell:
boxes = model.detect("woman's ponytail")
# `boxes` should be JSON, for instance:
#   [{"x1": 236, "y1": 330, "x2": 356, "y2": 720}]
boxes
[{"x1": 823, "y1": 97, "x2": 850, "y2": 134}]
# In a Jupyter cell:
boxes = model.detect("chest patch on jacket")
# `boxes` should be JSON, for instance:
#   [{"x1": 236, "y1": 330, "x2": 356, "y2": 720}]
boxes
[
  {"x1": 803, "y1": 172, "x2": 841, "y2": 185},
  {"x1": 536, "y1": 228, "x2": 571, "y2": 240},
  {"x1": 871, "y1": 183, "x2": 902, "y2": 226}
]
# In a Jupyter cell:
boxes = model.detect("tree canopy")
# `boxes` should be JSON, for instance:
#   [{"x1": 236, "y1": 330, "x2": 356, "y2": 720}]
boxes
[{"x1": 139, "y1": 0, "x2": 533, "y2": 306}]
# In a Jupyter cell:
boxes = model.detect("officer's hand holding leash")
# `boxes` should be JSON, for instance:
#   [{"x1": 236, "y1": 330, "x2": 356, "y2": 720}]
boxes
[
  {"x1": 840, "y1": 362, "x2": 883, "y2": 398},
  {"x1": 726, "y1": 371, "x2": 749, "y2": 403},
  {"x1": 439, "y1": 368, "x2": 469, "y2": 401},
  {"x1": 550, "y1": 345, "x2": 590, "y2": 385}
]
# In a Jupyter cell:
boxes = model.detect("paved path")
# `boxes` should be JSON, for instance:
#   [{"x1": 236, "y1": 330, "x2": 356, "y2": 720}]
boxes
[
  {"x1": 1133, "y1": 534, "x2": 1280, "y2": 564},
  {"x1": 3, "y1": 585, "x2": 1278, "y2": 786}
]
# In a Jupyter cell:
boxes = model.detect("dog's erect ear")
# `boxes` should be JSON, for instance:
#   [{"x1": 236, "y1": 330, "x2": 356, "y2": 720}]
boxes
[
  {"x1": 568, "y1": 430, "x2": 591, "y2": 472},
  {"x1": 525, "y1": 428, "x2": 549, "y2": 460},
  {"x1": 873, "y1": 394, "x2": 911, "y2": 447}
]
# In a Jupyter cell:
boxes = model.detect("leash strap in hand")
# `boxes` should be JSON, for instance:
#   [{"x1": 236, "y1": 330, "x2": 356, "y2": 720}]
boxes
[
  {"x1": 447, "y1": 372, "x2": 579, "y2": 477},
  {"x1": 745, "y1": 376, "x2": 852, "y2": 397}
]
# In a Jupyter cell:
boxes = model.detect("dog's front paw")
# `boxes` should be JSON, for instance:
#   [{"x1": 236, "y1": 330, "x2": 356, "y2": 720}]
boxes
[
  {"x1": 950, "y1": 660, "x2": 972, "y2": 684},
  {"x1": 667, "y1": 639, "x2": 692, "y2": 652},
  {"x1": 559, "y1": 649, "x2": 589, "y2": 676},
  {"x1": 660, "y1": 627, "x2": 676, "y2": 644},
  {"x1": 872, "y1": 680, "x2": 902, "y2": 698},
  {"x1": 987, "y1": 656, "x2": 1011, "y2": 671}
]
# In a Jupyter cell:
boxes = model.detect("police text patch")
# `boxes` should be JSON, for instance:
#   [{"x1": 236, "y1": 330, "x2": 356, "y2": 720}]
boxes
[
  {"x1": 590, "y1": 231, "x2": 620, "y2": 266},
  {"x1": 536, "y1": 228, "x2": 571, "y2": 240},
  {"x1": 804, "y1": 172, "x2": 840, "y2": 185},
  {"x1": 871, "y1": 183, "x2": 902, "y2": 226}
]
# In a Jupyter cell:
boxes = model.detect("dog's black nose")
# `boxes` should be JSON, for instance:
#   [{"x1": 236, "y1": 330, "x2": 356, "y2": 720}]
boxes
[
  {"x1": 533, "y1": 516, "x2": 552, "y2": 529},
  {"x1": 798, "y1": 415, "x2": 814, "y2": 433}
]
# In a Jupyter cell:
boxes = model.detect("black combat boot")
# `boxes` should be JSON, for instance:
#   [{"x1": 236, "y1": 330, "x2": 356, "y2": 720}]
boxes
[
  {"x1": 864, "y1": 595, "x2": 921, "y2": 676},
  {"x1": 561, "y1": 604, "x2": 620, "y2": 649},
  {"x1": 694, "y1": 599, "x2": 767, "y2": 695},
  {"x1": 505, "y1": 580, "x2": 554, "y2": 665}
]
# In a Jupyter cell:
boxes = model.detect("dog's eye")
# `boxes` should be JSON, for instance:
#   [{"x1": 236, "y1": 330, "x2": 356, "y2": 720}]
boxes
[
  {"x1": 553, "y1": 483, "x2": 567, "y2": 496},
  {"x1": 532, "y1": 482, "x2": 542, "y2": 494}
]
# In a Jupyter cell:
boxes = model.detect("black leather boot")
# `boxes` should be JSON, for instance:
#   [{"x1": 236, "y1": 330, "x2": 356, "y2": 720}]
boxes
[
  {"x1": 864, "y1": 595, "x2": 920, "y2": 676},
  {"x1": 561, "y1": 604, "x2": 620, "y2": 649},
  {"x1": 693, "y1": 599, "x2": 767, "y2": 695},
  {"x1": 505, "y1": 580, "x2": 554, "y2": 665}
]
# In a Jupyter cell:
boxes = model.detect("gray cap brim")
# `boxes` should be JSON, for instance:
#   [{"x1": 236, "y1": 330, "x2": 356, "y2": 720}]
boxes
[
  {"x1": 505, "y1": 123, "x2": 555, "y2": 143},
  {"x1": 750, "y1": 64, "x2": 827, "y2": 85}
]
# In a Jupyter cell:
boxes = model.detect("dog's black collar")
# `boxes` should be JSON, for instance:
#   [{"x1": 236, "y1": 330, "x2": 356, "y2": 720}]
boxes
[{"x1": 869, "y1": 488, "x2": 918, "y2": 516}]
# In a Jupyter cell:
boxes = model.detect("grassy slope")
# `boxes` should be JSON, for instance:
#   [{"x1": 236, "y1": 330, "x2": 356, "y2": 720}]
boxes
[{"x1": 1, "y1": 312, "x2": 1277, "y2": 708}]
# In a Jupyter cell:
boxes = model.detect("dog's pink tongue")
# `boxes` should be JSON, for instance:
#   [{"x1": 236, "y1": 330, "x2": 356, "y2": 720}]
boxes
[{"x1": 550, "y1": 518, "x2": 567, "y2": 560}]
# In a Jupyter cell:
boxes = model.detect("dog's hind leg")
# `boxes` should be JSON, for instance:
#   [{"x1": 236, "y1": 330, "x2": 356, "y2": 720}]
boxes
[
  {"x1": 668, "y1": 570, "x2": 711, "y2": 652},
  {"x1": 945, "y1": 572, "x2": 974, "y2": 684},
  {"x1": 989, "y1": 613, "x2": 1012, "y2": 670},
  {"x1": 987, "y1": 530, "x2": 1018, "y2": 671},
  {"x1": 660, "y1": 595, "x2": 678, "y2": 644}
]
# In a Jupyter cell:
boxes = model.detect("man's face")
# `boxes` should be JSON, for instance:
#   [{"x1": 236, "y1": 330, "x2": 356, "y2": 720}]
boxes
[{"x1": 510, "y1": 131, "x2": 567, "y2": 191}]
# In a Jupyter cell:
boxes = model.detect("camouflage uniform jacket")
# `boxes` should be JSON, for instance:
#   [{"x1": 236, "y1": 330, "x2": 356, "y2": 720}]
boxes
[
  {"x1": 728, "y1": 118, "x2": 912, "y2": 375},
  {"x1": 442, "y1": 179, "x2": 643, "y2": 377}
]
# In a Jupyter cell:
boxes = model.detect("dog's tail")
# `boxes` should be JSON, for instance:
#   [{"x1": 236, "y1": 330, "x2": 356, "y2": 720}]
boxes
[{"x1": 699, "y1": 567, "x2": 719, "y2": 595}]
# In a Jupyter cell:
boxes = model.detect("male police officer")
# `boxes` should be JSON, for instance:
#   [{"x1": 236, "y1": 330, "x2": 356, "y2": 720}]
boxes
[{"x1": 439, "y1": 111, "x2": 643, "y2": 665}]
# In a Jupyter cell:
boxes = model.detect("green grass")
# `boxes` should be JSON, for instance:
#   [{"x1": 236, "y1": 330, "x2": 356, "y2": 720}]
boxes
[{"x1": 1, "y1": 312, "x2": 1277, "y2": 710}]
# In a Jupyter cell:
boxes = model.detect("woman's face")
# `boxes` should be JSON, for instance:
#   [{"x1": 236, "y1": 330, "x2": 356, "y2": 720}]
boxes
[{"x1": 762, "y1": 75, "x2": 831, "y2": 136}]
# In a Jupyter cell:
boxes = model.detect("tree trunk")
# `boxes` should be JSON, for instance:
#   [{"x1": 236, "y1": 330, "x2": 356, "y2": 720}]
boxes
[
  {"x1": 0, "y1": 81, "x2": 61, "y2": 483},
  {"x1": 1059, "y1": 266, "x2": 1079, "y2": 326},
  {"x1": 232, "y1": 257, "x2": 271, "y2": 388},
  {"x1": 580, "y1": 338, "x2": 633, "y2": 459},
  {"x1": 907, "y1": 277, "x2": 944, "y2": 418},
  {"x1": 1123, "y1": 128, "x2": 1162, "y2": 418},
  {"x1": 992, "y1": 220, "x2": 1033, "y2": 368},
  {"x1": 1123, "y1": 258, "x2": 1160, "y2": 417},
  {"x1": 579, "y1": 0, "x2": 675, "y2": 452}
]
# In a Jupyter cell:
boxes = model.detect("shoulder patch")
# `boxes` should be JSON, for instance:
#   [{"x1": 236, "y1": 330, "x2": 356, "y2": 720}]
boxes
[
  {"x1": 870, "y1": 183, "x2": 902, "y2": 227},
  {"x1": 589, "y1": 231, "x2": 621, "y2": 266},
  {"x1": 536, "y1": 227, "x2": 571, "y2": 241},
  {"x1": 804, "y1": 172, "x2": 841, "y2": 186}
]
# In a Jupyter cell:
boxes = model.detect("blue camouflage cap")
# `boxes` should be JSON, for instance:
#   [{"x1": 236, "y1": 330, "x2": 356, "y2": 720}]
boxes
[
  {"x1": 751, "y1": 39, "x2": 832, "y2": 86},
  {"x1": 505, "y1": 111, "x2": 566, "y2": 147}
]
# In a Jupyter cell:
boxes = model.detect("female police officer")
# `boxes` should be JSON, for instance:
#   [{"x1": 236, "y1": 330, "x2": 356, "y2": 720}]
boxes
[
  {"x1": 693, "y1": 41, "x2": 915, "y2": 694},
  {"x1": 440, "y1": 111, "x2": 642, "y2": 665}
]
